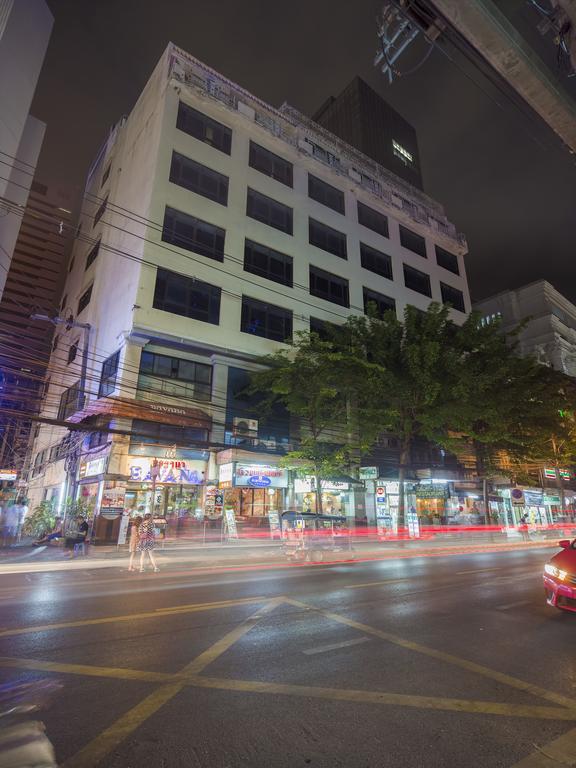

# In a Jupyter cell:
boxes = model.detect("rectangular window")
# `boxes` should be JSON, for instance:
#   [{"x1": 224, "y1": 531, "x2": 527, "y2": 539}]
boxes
[
  {"x1": 67, "y1": 341, "x2": 77, "y2": 365},
  {"x1": 392, "y1": 140, "x2": 414, "y2": 165},
  {"x1": 101, "y1": 164, "x2": 111, "y2": 187},
  {"x1": 246, "y1": 188, "x2": 293, "y2": 234},
  {"x1": 58, "y1": 380, "x2": 83, "y2": 420},
  {"x1": 309, "y1": 218, "x2": 347, "y2": 259},
  {"x1": 309, "y1": 265, "x2": 349, "y2": 307},
  {"x1": 241, "y1": 297, "x2": 292, "y2": 343},
  {"x1": 360, "y1": 242, "x2": 393, "y2": 281},
  {"x1": 93, "y1": 196, "x2": 108, "y2": 227},
  {"x1": 77, "y1": 286, "x2": 92, "y2": 314},
  {"x1": 99, "y1": 350, "x2": 120, "y2": 397},
  {"x1": 176, "y1": 101, "x2": 232, "y2": 155},
  {"x1": 399, "y1": 225, "x2": 427, "y2": 258},
  {"x1": 153, "y1": 268, "x2": 221, "y2": 325},
  {"x1": 139, "y1": 351, "x2": 212, "y2": 402},
  {"x1": 308, "y1": 174, "x2": 345, "y2": 214},
  {"x1": 363, "y1": 287, "x2": 396, "y2": 317},
  {"x1": 357, "y1": 201, "x2": 389, "y2": 238},
  {"x1": 440, "y1": 282, "x2": 465, "y2": 313},
  {"x1": 243, "y1": 239, "x2": 293, "y2": 287},
  {"x1": 162, "y1": 206, "x2": 225, "y2": 262},
  {"x1": 403, "y1": 264, "x2": 432, "y2": 297},
  {"x1": 169, "y1": 151, "x2": 229, "y2": 205},
  {"x1": 130, "y1": 418, "x2": 208, "y2": 447},
  {"x1": 435, "y1": 245, "x2": 460, "y2": 275},
  {"x1": 249, "y1": 142, "x2": 293, "y2": 187},
  {"x1": 310, "y1": 316, "x2": 340, "y2": 342},
  {"x1": 85, "y1": 240, "x2": 100, "y2": 270}
]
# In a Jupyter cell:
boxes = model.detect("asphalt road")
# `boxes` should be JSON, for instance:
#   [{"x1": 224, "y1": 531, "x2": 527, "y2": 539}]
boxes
[{"x1": 0, "y1": 546, "x2": 574, "y2": 768}]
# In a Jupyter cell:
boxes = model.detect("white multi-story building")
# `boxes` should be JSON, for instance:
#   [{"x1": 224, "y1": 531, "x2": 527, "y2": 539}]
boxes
[
  {"x1": 475, "y1": 281, "x2": 576, "y2": 378},
  {"x1": 27, "y1": 44, "x2": 469, "y2": 540}
]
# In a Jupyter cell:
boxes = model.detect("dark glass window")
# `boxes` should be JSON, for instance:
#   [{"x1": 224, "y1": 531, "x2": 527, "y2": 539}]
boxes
[
  {"x1": 101, "y1": 164, "x2": 111, "y2": 187},
  {"x1": 93, "y1": 196, "x2": 107, "y2": 227},
  {"x1": 131, "y1": 419, "x2": 208, "y2": 446},
  {"x1": 99, "y1": 350, "x2": 120, "y2": 397},
  {"x1": 162, "y1": 207, "x2": 225, "y2": 261},
  {"x1": 363, "y1": 287, "x2": 396, "y2": 317},
  {"x1": 360, "y1": 242, "x2": 393, "y2": 280},
  {"x1": 139, "y1": 351, "x2": 212, "y2": 401},
  {"x1": 246, "y1": 188, "x2": 293, "y2": 234},
  {"x1": 310, "y1": 317, "x2": 340, "y2": 342},
  {"x1": 440, "y1": 282, "x2": 466, "y2": 312},
  {"x1": 85, "y1": 240, "x2": 100, "y2": 270},
  {"x1": 58, "y1": 380, "x2": 83, "y2": 420},
  {"x1": 77, "y1": 286, "x2": 92, "y2": 314},
  {"x1": 87, "y1": 429, "x2": 109, "y2": 450},
  {"x1": 153, "y1": 268, "x2": 221, "y2": 325},
  {"x1": 399, "y1": 225, "x2": 427, "y2": 258},
  {"x1": 308, "y1": 174, "x2": 345, "y2": 214},
  {"x1": 176, "y1": 101, "x2": 232, "y2": 155},
  {"x1": 244, "y1": 239, "x2": 293, "y2": 287},
  {"x1": 357, "y1": 201, "x2": 389, "y2": 238},
  {"x1": 309, "y1": 266, "x2": 349, "y2": 307},
  {"x1": 403, "y1": 264, "x2": 432, "y2": 297},
  {"x1": 249, "y1": 142, "x2": 293, "y2": 187},
  {"x1": 435, "y1": 245, "x2": 460, "y2": 275},
  {"x1": 169, "y1": 151, "x2": 228, "y2": 205},
  {"x1": 309, "y1": 218, "x2": 347, "y2": 259},
  {"x1": 241, "y1": 297, "x2": 293, "y2": 342},
  {"x1": 67, "y1": 342, "x2": 78, "y2": 365}
]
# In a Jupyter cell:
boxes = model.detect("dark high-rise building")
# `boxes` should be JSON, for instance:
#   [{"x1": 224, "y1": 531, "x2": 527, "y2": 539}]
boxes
[{"x1": 313, "y1": 77, "x2": 423, "y2": 191}]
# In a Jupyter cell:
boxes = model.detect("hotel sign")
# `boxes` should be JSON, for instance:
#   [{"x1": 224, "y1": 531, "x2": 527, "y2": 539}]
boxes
[
  {"x1": 234, "y1": 464, "x2": 288, "y2": 489},
  {"x1": 128, "y1": 457, "x2": 205, "y2": 485}
]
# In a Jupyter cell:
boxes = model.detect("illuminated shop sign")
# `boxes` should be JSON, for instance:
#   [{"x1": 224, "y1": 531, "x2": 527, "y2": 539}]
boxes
[
  {"x1": 294, "y1": 477, "x2": 349, "y2": 493},
  {"x1": 543, "y1": 468, "x2": 571, "y2": 480},
  {"x1": 79, "y1": 456, "x2": 108, "y2": 478},
  {"x1": 128, "y1": 457, "x2": 205, "y2": 485},
  {"x1": 235, "y1": 464, "x2": 288, "y2": 489}
]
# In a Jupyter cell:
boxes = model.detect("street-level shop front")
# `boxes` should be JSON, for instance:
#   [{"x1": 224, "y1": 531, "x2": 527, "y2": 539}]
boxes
[
  {"x1": 293, "y1": 476, "x2": 355, "y2": 518},
  {"x1": 217, "y1": 462, "x2": 287, "y2": 520}
]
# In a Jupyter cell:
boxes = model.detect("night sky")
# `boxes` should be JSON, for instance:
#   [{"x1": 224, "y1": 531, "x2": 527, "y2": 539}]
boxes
[{"x1": 31, "y1": 0, "x2": 576, "y2": 304}]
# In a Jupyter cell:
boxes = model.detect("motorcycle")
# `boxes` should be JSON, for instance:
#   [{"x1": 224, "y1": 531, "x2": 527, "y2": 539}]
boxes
[{"x1": 0, "y1": 680, "x2": 60, "y2": 767}]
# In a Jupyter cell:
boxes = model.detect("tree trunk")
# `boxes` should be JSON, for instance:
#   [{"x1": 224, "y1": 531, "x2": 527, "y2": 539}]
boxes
[
  {"x1": 473, "y1": 439, "x2": 491, "y2": 526},
  {"x1": 555, "y1": 467, "x2": 566, "y2": 521},
  {"x1": 397, "y1": 441, "x2": 410, "y2": 538},
  {"x1": 314, "y1": 471, "x2": 323, "y2": 515}
]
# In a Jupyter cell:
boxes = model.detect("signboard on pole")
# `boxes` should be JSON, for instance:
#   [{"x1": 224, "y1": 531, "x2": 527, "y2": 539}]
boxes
[
  {"x1": 268, "y1": 510, "x2": 281, "y2": 538},
  {"x1": 225, "y1": 508, "x2": 238, "y2": 539},
  {"x1": 359, "y1": 467, "x2": 378, "y2": 480},
  {"x1": 117, "y1": 513, "x2": 130, "y2": 546}
]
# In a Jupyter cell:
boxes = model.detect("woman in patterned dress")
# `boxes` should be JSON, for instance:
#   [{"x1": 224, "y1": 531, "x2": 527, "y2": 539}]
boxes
[{"x1": 137, "y1": 513, "x2": 159, "y2": 572}]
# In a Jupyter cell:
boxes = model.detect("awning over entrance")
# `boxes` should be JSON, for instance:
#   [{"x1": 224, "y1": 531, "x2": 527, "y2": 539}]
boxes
[{"x1": 66, "y1": 395, "x2": 211, "y2": 430}]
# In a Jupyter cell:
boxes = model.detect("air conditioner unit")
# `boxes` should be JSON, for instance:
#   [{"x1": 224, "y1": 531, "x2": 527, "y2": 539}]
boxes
[{"x1": 233, "y1": 417, "x2": 258, "y2": 436}]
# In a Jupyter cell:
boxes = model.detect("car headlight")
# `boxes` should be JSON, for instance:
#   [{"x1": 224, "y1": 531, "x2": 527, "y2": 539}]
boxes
[{"x1": 544, "y1": 563, "x2": 568, "y2": 580}]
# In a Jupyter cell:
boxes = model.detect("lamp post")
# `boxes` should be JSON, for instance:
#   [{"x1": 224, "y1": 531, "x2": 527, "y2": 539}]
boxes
[{"x1": 30, "y1": 313, "x2": 92, "y2": 518}]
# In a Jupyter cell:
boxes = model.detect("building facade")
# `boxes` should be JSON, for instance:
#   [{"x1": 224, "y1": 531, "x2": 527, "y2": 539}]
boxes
[
  {"x1": 313, "y1": 76, "x2": 424, "y2": 191},
  {"x1": 26, "y1": 44, "x2": 470, "y2": 540},
  {"x1": 0, "y1": 181, "x2": 73, "y2": 473},
  {"x1": 0, "y1": 0, "x2": 53, "y2": 298},
  {"x1": 474, "y1": 280, "x2": 576, "y2": 378}
]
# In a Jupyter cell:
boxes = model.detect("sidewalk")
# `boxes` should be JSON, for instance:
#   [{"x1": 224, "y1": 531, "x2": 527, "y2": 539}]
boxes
[{"x1": 0, "y1": 533, "x2": 560, "y2": 575}]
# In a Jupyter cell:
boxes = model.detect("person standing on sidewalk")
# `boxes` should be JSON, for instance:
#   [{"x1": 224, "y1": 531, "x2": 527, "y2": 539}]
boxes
[
  {"x1": 519, "y1": 512, "x2": 530, "y2": 542},
  {"x1": 137, "y1": 513, "x2": 159, "y2": 573},
  {"x1": 127, "y1": 515, "x2": 142, "y2": 571}
]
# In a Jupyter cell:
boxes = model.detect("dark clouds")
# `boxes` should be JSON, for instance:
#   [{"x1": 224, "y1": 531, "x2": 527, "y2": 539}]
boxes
[{"x1": 32, "y1": 0, "x2": 576, "y2": 302}]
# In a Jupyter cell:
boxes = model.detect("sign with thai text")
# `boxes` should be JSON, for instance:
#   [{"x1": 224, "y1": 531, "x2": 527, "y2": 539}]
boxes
[
  {"x1": 128, "y1": 457, "x2": 205, "y2": 485},
  {"x1": 235, "y1": 464, "x2": 288, "y2": 488},
  {"x1": 294, "y1": 477, "x2": 349, "y2": 493},
  {"x1": 79, "y1": 456, "x2": 108, "y2": 479}
]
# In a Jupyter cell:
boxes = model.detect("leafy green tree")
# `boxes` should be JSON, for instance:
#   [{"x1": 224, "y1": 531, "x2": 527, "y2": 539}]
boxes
[{"x1": 22, "y1": 501, "x2": 55, "y2": 538}]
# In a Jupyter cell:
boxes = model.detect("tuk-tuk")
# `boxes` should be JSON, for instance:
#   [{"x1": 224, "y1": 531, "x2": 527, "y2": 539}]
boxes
[{"x1": 281, "y1": 511, "x2": 352, "y2": 562}]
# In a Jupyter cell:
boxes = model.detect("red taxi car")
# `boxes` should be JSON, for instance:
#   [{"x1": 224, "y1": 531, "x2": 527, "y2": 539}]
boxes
[{"x1": 543, "y1": 539, "x2": 576, "y2": 612}]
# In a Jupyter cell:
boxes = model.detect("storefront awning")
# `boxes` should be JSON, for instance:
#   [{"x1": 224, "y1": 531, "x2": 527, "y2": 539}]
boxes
[{"x1": 66, "y1": 395, "x2": 211, "y2": 430}]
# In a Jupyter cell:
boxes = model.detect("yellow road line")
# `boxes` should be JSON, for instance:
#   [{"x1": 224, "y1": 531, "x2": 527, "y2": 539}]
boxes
[
  {"x1": 508, "y1": 725, "x2": 576, "y2": 766},
  {"x1": 61, "y1": 599, "x2": 281, "y2": 768},
  {"x1": 344, "y1": 578, "x2": 412, "y2": 589},
  {"x1": 189, "y1": 675, "x2": 576, "y2": 721},
  {"x1": 284, "y1": 598, "x2": 576, "y2": 710},
  {"x1": 0, "y1": 656, "x2": 172, "y2": 683},
  {"x1": 0, "y1": 596, "x2": 268, "y2": 639}
]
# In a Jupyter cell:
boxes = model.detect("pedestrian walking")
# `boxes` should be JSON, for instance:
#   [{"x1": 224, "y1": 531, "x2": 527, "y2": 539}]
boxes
[
  {"x1": 519, "y1": 513, "x2": 530, "y2": 542},
  {"x1": 127, "y1": 515, "x2": 142, "y2": 571},
  {"x1": 2, "y1": 502, "x2": 20, "y2": 547},
  {"x1": 137, "y1": 513, "x2": 159, "y2": 572}
]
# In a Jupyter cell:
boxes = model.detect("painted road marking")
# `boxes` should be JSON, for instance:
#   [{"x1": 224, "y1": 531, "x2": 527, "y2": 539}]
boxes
[
  {"x1": 302, "y1": 637, "x2": 371, "y2": 655},
  {"x1": 284, "y1": 598, "x2": 576, "y2": 710},
  {"x1": 509, "y1": 725, "x2": 576, "y2": 766},
  {"x1": 344, "y1": 578, "x2": 412, "y2": 589},
  {"x1": 61, "y1": 598, "x2": 282, "y2": 768},
  {"x1": 0, "y1": 596, "x2": 269, "y2": 639},
  {"x1": 496, "y1": 600, "x2": 532, "y2": 611},
  {"x1": 3, "y1": 594, "x2": 575, "y2": 768},
  {"x1": 456, "y1": 567, "x2": 503, "y2": 575}
]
